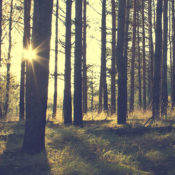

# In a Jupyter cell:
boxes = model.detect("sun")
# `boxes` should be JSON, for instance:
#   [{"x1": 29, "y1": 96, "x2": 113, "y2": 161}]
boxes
[{"x1": 23, "y1": 46, "x2": 36, "y2": 61}]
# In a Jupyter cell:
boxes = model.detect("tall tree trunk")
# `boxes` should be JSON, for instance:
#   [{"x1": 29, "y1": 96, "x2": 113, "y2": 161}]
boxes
[
  {"x1": 19, "y1": 0, "x2": 31, "y2": 121},
  {"x1": 148, "y1": 0, "x2": 154, "y2": 107},
  {"x1": 4, "y1": 0, "x2": 13, "y2": 118},
  {"x1": 52, "y1": 0, "x2": 59, "y2": 119},
  {"x1": 161, "y1": 0, "x2": 168, "y2": 115},
  {"x1": 23, "y1": 0, "x2": 53, "y2": 154},
  {"x1": 142, "y1": 0, "x2": 146, "y2": 111},
  {"x1": 0, "y1": 0, "x2": 2, "y2": 68},
  {"x1": 129, "y1": 0, "x2": 136, "y2": 113},
  {"x1": 99, "y1": 0, "x2": 108, "y2": 112},
  {"x1": 123, "y1": 0, "x2": 130, "y2": 117},
  {"x1": 152, "y1": 0, "x2": 162, "y2": 119},
  {"x1": 172, "y1": 0, "x2": 175, "y2": 108},
  {"x1": 0, "y1": 0, "x2": 2, "y2": 118},
  {"x1": 82, "y1": 0, "x2": 87, "y2": 114},
  {"x1": 74, "y1": 0, "x2": 83, "y2": 126},
  {"x1": 117, "y1": 0, "x2": 126, "y2": 124},
  {"x1": 63, "y1": 0, "x2": 72, "y2": 124},
  {"x1": 137, "y1": 10, "x2": 142, "y2": 108},
  {"x1": 111, "y1": 0, "x2": 116, "y2": 114}
]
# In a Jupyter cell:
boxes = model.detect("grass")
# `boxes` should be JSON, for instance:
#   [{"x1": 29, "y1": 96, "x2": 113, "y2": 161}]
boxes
[{"x1": 0, "y1": 110, "x2": 175, "y2": 175}]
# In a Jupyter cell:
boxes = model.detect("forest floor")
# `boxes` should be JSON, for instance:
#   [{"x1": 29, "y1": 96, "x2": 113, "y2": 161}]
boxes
[{"x1": 0, "y1": 110, "x2": 175, "y2": 175}]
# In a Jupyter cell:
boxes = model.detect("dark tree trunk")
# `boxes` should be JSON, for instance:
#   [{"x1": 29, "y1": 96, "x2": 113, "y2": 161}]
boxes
[
  {"x1": 137, "y1": 10, "x2": 142, "y2": 108},
  {"x1": 129, "y1": 0, "x2": 136, "y2": 113},
  {"x1": 74, "y1": 0, "x2": 83, "y2": 126},
  {"x1": 142, "y1": 0, "x2": 146, "y2": 110},
  {"x1": 0, "y1": 0, "x2": 2, "y2": 118},
  {"x1": 161, "y1": 0, "x2": 168, "y2": 115},
  {"x1": 19, "y1": 0, "x2": 31, "y2": 121},
  {"x1": 63, "y1": 0, "x2": 72, "y2": 124},
  {"x1": 82, "y1": 0, "x2": 87, "y2": 114},
  {"x1": 0, "y1": 0, "x2": 2, "y2": 67},
  {"x1": 22, "y1": 0, "x2": 53, "y2": 154},
  {"x1": 117, "y1": 0, "x2": 126, "y2": 124},
  {"x1": 152, "y1": 0, "x2": 162, "y2": 119},
  {"x1": 99, "y1": 0, "x2": 108, "y2": 112},
  {"x1": 111, "y1": 0, "x2": 116, "y2": 114},
  {"x1": 4, "y1": 0, "x2": 13, "y2": 118},
  {"x1": 52, "y1": 0, "x2": 59, "y2": 119},
  {"x1": 172, "y1": 0, "x2": 175, "y2": 108},
  {"x1": 148, "y1": 0, "x2": 154, "y2": 107},
  {"x1": 123, "y1": 0, "x2": 130, "y2": 117}
]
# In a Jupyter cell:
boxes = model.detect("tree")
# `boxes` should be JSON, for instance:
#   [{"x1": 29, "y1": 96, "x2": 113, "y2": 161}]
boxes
[
  {"x1": 161, "y1": 0, "x2": 168, "y2": 115},
  {"x1": 52, "y1": 0, "x2": 59, "y2": 118},
  {"x1": 142, "y1": 0, "x2": 146, "y2": 110},
  {"x1": 82, "y1": 0, "x2": 87, "y2": 114},
  {"x1": 4, "y1": 0, "x2": 14, "y2": 118},
  {"x1": 22, "y1": 0, "x2": 53, "y2": 154},
  {"x1": 148, "y1": 0, "x2": 154, "y2": 106},
  {"x1": 152, "y1": 0, "x2": 162, "y2": 119},
  {"x1": 137, "y1": 8, "x2": 142, "y2": 108},
  {"x1": 117, "y1": 0, "x2": 126, "y2": 124},
  {"x1": 172, "y1": 0, "x2": 175, "y2": 108},
  {"x1": 0, "y1": 0, "x2": 2, "y2": 67},
  {"x1": 74, "y1": 0, "x2": 83, "y2": 126},
  {"x1": 99, "y1": 0, "x2": 108, "y2": 113},
  {"x1": 63, "y1": 0, "x2": 72, "y2": 124},
  {"x1": 129, "y1": 0, "x2": 136, "y2": 113},
  {"x1": 19, "y1": 0, "x2": 31, "y2": 121},
  {"x1": 111, "y1": 0, "x2": 116, "y2": 114}
]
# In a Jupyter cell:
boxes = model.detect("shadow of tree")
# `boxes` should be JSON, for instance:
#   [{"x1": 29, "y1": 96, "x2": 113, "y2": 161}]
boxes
[{"x1": 0, "y1": 121, "x2": 51, "y2": 175}]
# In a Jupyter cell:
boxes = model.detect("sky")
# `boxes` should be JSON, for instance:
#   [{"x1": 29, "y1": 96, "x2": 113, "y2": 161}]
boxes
[{"x1": 1, "y1": 0, "x2": 112, "y2": 102}]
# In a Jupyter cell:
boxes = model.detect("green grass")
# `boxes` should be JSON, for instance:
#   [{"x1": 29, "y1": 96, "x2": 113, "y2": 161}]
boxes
[{"x1": 0, "y1": 110, "x2": 175, "y2": 175}]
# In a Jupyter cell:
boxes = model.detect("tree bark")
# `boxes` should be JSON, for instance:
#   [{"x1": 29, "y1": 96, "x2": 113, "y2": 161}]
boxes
[
  {"x1": 4, "y1": 0, "x2": 13, "y2": 118},
  {"x1": 117, "y1": 0, "x2": 126, "y2": 124},
  {"x1": 142, "y1": 0, "x2": 146, "y2": 110},
  {"x1": 0, "y1": 0, "x2": 2, "y2": 68},
  {"x1": 148, "y1": 0, "x2": 154, "y2": 107},
  {"x1": 129, "y1": 0, "x2": 136, "y2": 113},
  {"x1": 99, "y1": 0, "x2": 108, "y2": 112},
  {"x1": 19, "y1": 0, "x2": 31, "y2": 121},
  {"x1": 74, "y1": 0, "x2": 83, "y2": 126},
  {"x1": 82, "y1": 0, "x2": 87, "y2": 114},
  {"x1": 23, "y1": 0, "x2": 53, "y2": 154},
  {"x1": 111, "y1": 0, "x2": 116, "y2": 114},
  {"x1": 137, "y1": 9, "x2": 142, "y2": 108},
  {"x1": 172, "y1": 0, "x2": 175, "y2": 108},
  {"x1": 52, "y1": 0, "x2": 59, "y2": 119},
  {"x1": 161, "y1": 0, "x2": 168, "y2": 115},
  {"x1": 63, "y1": 0, "x2": 72, "y2": 124},
  {"x1": 152, "y1": 0, "x2": 162, "y2": 119}
]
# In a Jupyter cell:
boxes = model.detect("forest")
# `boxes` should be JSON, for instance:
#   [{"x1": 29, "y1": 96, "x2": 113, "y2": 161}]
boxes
[{"x1": 0, "y1": 0, "x2": 175, "y2": 174}]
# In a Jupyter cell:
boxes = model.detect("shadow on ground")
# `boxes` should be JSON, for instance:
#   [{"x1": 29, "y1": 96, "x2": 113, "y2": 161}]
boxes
[{"x1": 0, "y1": 121, "x2": 51, "y2": 175}]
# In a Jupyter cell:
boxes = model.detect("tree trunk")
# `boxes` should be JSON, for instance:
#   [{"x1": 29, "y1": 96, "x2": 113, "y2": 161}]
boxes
[
  {"x1": 0, "y1": 0, "x2": 2, "y2": 68},
  {"x1": 161, "y1": 0, "x2": 168, "y2": 115},
  {"x1": 22, "y1": 0, "x2": 53, "y2": 154},
  {"x1": 152, "y1": 0, "x2": 162, "y2": 119},
  {"x1": 52, "y1": 0, "x2": 59, "y2": 119},
  {"x1": 4, "y1": 0, "x2": 13, "y2": 118},
  {"x1": 137, "y1": 10, "x2": 142, "y2": 108},
  {"x1": 63, "y1": 0, "x2": 72, "y2": 124},
  {"x1": 111, "y1": 0, "x2": 116, "y2": 114},
  {"x1": 82, "y1": 0, "x2": 87, "y2": 114},
  {"x1": 129, "y1": 0, "x2": 136, "y2": 113},
  {"x1": 148, "y1": 0, "x2": 154, "y2": 107},
  {"x1": 142, "y1": 0, "x2": 146, "y2": 111},
  {"x1": 99, "y1": 0, "x2": 108, "y2": 112},
  {"x1": 19, "y1": 0, "x2": 31, "y2": 121},
  {"x1": 117, "y1": 0, "x2": 126, "y2": 124},
  {"x1": 172, "y1": 0, "x2": 175, "y2": 108},
  {"x1": 74, "y1": 0, "x2": 83, "y2": 126}
]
